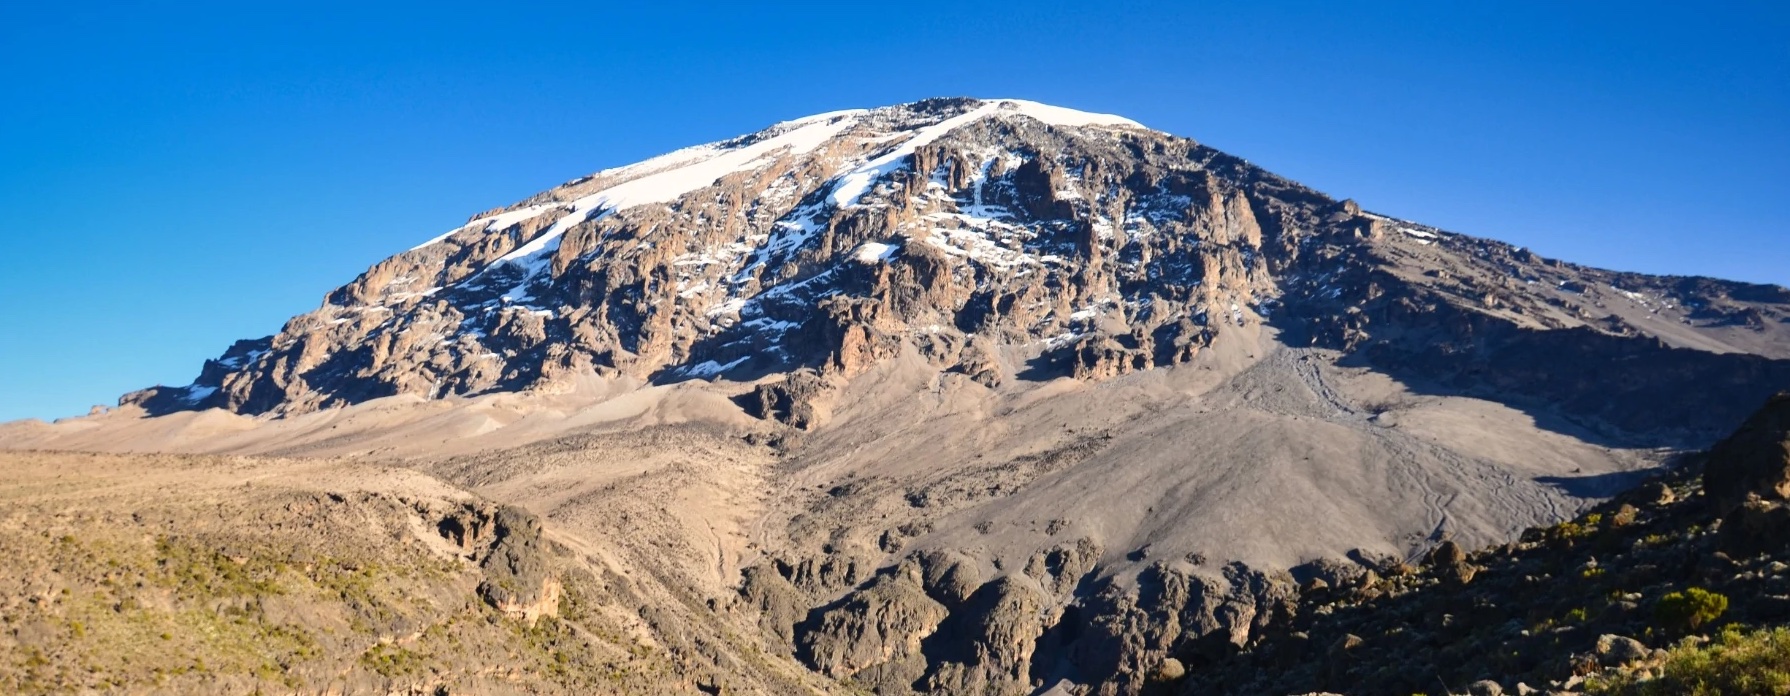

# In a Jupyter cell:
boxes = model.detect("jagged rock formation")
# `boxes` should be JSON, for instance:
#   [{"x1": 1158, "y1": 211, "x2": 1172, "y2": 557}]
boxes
[
  {"x1": 122, "y1": 98, "x2": 1790, "y2": 443},
  {"x1": 474, "y1": 506, "x2": 561, "y2": 624}
]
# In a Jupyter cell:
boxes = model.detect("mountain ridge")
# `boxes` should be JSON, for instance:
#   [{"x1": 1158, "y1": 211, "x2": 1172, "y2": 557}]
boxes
[{"x1": 109, "y1": 97, "x2": 1789, "y2": 448}]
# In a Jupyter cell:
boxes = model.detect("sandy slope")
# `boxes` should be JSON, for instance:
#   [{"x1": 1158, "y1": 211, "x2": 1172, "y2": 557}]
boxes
[
  {"x1": 1, "y1": 325, "x2": 1660, "y2": 584},
  {"x1": 739, "y1": 327, "x2": 1658, "y2": 590},
  {"x1": 0, "y1": 329, "x2": 1674, "y2": 693}
]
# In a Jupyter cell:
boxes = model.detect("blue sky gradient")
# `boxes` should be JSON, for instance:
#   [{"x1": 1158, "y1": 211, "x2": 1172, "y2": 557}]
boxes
[{"x1": 2, "y1": 1, "x2": 1786, "y2": 421}]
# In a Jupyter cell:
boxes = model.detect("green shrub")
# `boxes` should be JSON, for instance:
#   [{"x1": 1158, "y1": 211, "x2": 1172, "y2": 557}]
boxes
[
  {"x1": 1590, "y1": 626, "x2": 1790, "y2": 695},
  {"x1": 360, "y1": 643, "x2": 422, "y2": 678},
  {"x1": 1548, "y1": 518, "x2": 1598, "y2": 543},
  {"x1": 1656, "y1": 587, "x2": 1729, "y2": 633}
]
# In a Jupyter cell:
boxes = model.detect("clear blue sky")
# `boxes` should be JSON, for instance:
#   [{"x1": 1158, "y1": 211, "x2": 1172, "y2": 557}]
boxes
[{"x1": 2, "y1": 1, "x2": 1786, "y2": 422}]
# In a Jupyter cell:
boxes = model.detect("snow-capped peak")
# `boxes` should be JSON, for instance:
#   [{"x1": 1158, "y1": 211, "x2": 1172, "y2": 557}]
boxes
[{"x1": 409, "y1": 99, "x2": 1142, "y2": 253}]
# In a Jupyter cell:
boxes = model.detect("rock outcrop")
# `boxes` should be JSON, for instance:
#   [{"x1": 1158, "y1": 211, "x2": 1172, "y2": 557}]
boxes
[
  {"x1": 475, "y1": 506, "x2": 560, "y2": 625},
  {"x1": 759, "y1": 544, "x2": 1307, "y2": 696},
  {"x1": 797, "y1": 563, "x2": 947, "y2": 691}
]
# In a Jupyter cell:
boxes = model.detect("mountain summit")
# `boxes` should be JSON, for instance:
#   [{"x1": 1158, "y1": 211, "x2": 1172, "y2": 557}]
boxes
[{"x1": 127, "y1": 97, "x2": 1789, "y2": 441}]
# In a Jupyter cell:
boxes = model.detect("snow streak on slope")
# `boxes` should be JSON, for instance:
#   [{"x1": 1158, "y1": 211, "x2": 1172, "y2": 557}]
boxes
[
  {"x1": 741, "y1": 99, "x2": 1145, "y2": 278},
  {"x1": 414, "y1": 99, "x2": 1137, "y2": 262},
  {"x1": 827, "y1": 102, "x2": 1004, "y2": 208},
  {"x1": 829, "y1": 99, "x2": 1140, "y2": 209},
  {"x1": 406, "y1": 111, "x2": 874, "y2": 306},
  {"x1": 491, "y1": 112, "x2": 866, "y2": 265}
]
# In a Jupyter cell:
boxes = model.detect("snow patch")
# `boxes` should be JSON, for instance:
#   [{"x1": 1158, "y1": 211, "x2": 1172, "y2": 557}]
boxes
[
  {"x1": 409, "y1": 205, "x2": 556, "y2": 252},
  {"x1": 684, "y1": 355, "x2": 750, "y2": 378},
  {"x1": 474, "y1": 113, "x2": 863, "y2": 278},
  {"x1": 1611, "y1": 285, "x2": 1651, "y2": 305},
  {"x1": 854, "y1": 241, "x2": 900, "y2": 264},
  {"x1": 829, "y1": 101, "x2": 1004, "y2": 208},
  {"x1": 1043, "y1": 331, "x2": 1083, "y2": 350},
  {"x1": 988, "y1": 99, "x2": 1145, "y2": 129},
  {"x1": 707, "y1": 298, "x2": 748, "y2": 317},
  {"x1": 777, "y1": 108, "x2": 872, "y2": 128}
]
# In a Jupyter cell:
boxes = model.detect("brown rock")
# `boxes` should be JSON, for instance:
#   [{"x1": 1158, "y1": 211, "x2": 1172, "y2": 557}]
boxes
[
  {"x1": 1639, "y1": 481, "x2": 1677, "y2": 506},
  {"x1": 1426, "y1": 539, "x2": 1468, "y2": 568},
  {"x1": 743, "y1": 369, "x2": 828, "y2": 429},
  {"x1": 476, "y1": 506, "x2": 559, "y2": 625},
  {"x1": 1595, "y1": 634, "x2": 1649, "y2": 666},
  {"x1": 1152, "y1": 657, "x2": 1186, "y2": 681},
  {"x1": 1070, "y1": 335, "x2": 1151, "y2": 381},
  {"x1": 796, "y1": 568, "x2": 947, "y2": 686}
]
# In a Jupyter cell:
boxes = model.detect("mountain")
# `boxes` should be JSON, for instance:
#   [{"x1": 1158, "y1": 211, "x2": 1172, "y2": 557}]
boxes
[
  {"x1": 119, "y1": 97, "x2": 1790, "y2": 440},
  {"x1": 7, "y1": 97, "x2": 1790, "y2": 695}
]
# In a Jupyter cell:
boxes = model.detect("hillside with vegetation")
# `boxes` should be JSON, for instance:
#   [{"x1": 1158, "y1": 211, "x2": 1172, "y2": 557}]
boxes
[{"x1": 1170, "y1": 393, "x2": 1790, "y2": 695}]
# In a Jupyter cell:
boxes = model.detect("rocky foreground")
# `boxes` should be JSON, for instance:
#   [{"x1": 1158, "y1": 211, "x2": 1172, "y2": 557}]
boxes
[
  {"x1": 1172, "y1": 392, "x2": 1790, "y2": 695},
  {"x1": 0, "y1": 449, "x2": 830, "y2": 694}
]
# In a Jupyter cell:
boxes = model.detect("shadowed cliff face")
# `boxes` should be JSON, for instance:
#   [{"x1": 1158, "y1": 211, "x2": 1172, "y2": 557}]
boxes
[{"x1": 120, "y1": 98, "x2": 1790, "y2": 445}]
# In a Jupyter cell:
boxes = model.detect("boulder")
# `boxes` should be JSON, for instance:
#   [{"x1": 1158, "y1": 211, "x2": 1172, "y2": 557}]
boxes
[
  {"x1": 1426, "y1": 540, "x2": 1468, "y2": 568},
  {"x1": 917, "y1": 550, "x2": 982, "y2": 606},
  {"x1": 1595, "y1": 634, "x2": 1649, "y2": 666},
  {"x1": 1639, "y1": 481, "x2": 1676, "y2": 506},
  {"x1": 1467, "y1": 679, "x2": 1504, "y2": 696},
  {"x1": 743, "y1": 369, "x2": 829, "y2": 429},
  {"x1": 920, "y1": 576, "x2": 1049, "y2": 694},
  {"x1": 739, "y1": 565, "x2": 806, "y2": 645}
]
